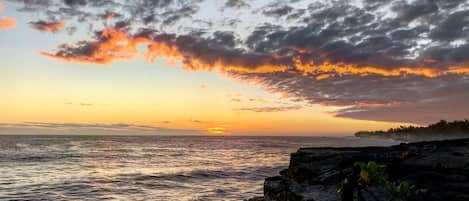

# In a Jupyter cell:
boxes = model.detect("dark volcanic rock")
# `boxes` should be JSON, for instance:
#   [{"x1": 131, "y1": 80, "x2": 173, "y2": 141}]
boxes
[{"x1": 257, "y1": 138, "x2": 469, "y2": 201}]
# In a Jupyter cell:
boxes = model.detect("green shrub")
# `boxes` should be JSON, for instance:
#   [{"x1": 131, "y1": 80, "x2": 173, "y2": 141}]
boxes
[{"x1": 338, "y1": 161, "x2": 415, "y2": 201}]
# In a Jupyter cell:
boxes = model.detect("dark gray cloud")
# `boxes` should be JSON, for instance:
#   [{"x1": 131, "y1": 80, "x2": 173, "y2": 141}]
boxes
[
  {"x1": 161, "y1": 4, "x2": 199, "y2": 26},
  {"x1": 232, "y1": 73, "x2": 469, "y2": 124},
  {"x1": 286, "y1": 8, "x2": 305, "y2": 20},
  {"x1": 223, "y1": 0, "x2": 250, "y2": 9},
  {"x1": 392, "y1": 0, "x2": 438, "y2": 22},
  {"x1": 335, "y1": 91, "x2": 469, "y2": 124},
  {"x1": 29, "y1": 20, "x2": 65, "y2": 32},
  {"x1": 8, "y1": 0, "x2": 199, "y2": 30},
  {"x1": 221, "y1": 18, "x2": 242, "y2": 28},
  {"x1": 63, "y1": 0, "x2": 86, "y2": 7},
  {"x1": 261, "y1": 5, "x2": 294, "y2": 18},
  {"x1": 8, "y1": 0, "x2": 469, "y2": 124},
  {"x1": 429, "y1": 10, "x2": 469, "y2": 41}
]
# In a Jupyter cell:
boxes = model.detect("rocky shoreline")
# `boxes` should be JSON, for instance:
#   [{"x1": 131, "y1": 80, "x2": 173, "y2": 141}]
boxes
[{"x1": 248, "y1": 138, "x2": 469, "y2": 201}]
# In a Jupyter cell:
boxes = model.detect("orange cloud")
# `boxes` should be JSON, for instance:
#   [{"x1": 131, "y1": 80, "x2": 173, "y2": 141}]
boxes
[
  {"x1": 446, "y1": 66, "x2": 469, "y2": 75},
  {"x1": 41, "y1": 28, "x2": 469, "y2": 78},
  {"x1": 42, "y1": 29, "x2": 151, "y2": 64},
  {"x1": 0, "y1": 3, "x2": 5, "y2": 11},
  {"x1": 146, "y1": 36, "x2": 288, "y2": 73},
  {"x1": 30, "y1": 21, "x2": 66, "y2": 32},
  {"x1": 293, "y1": 57, "x2": 469, "y2": 79},
  {"x1": 43, "y1": 28, "x2": 288, "y2": 73},
  {"x1": 0, "y1": 16, "x2": 16, "y2": 30}
]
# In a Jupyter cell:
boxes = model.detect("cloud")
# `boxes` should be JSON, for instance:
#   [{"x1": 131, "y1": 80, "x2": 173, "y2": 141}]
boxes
[
  {"x1": 190, "y1": 119, "x2": 203, "y2": 123},
  {"x1": 0, "y1": 121, "x2": 201, "y2": 135},
  {"x1": 99, "y1": 11, "x2": 122, "y2": 20},
  {"x1": 231, "y1": 98, "x2": 241, "y2": 102},
  {"x1": 41, "y1": 28, "x2": 289, "y2": 73},
  {"x1": 41, "y1": 28, "x2": 143, "y2": 64},
  {"x1": 14, "y1": 0, "x2": 469, "y2": 72},
  {"x1": 8, "y1": 0, "x2": 469, "y2": 124},
  {"x1": 261, "y1": 5, "x2": 294, "y2": 18},
  {"x1": 0, "y1": 3, "x2": 5, "y2": 11},
  {"x1": 161, "y1": 4, "x2": 199, "y2": 26},
  {"x1": 188, "y1": 119, "x2": 218, "y2": 124},
  {"x1": 335, "y1": 93, "x2": 469, "y2": 125},
  {"x1": 79, "y1": 102, "x2": 92, "y2": 106},
  {"x1": 30, "y1": 20, "x2": 65, "y2": 32},
  {"x1": 223, "y1": 0, "x2": 250, "y2": 10},
  {"x1": 63, "y1": 0, "x2": 87, "y2": 7},
  {"x1": 235, "y1": 105, "x2": 303, "y2": 112},
  {"x1": 0, "y1": 16, "x2": 16, "y2": 30},
  {"x1": 41, "y1": 27, "x2": 469, "y2": 77},
  {"x1": 63, "y1": 102, "x2": 92, "y2": 106}
]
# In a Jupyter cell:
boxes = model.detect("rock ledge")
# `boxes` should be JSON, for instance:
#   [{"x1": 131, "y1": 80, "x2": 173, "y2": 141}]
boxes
[{"x1": 248, "y1": 138, "x2": 469, "y2": 201}]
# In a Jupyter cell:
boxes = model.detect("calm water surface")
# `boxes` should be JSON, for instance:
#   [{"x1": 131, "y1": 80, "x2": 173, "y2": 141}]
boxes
[{"x1": 0, "y1": 135, "x2": 396, "y2": 201}]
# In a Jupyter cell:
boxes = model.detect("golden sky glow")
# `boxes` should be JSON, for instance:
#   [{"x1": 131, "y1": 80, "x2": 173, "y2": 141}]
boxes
[{"x1": 0, "y1": 59, "x2": 405, "y2": 135}]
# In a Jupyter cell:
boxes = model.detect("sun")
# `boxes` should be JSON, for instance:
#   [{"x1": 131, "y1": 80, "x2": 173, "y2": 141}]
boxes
[{"x1": 207, "y1": 127, "x2": 226, "y2": 135}]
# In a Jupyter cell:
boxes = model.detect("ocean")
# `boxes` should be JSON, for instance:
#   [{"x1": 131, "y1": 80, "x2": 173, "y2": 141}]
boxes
[{"x1": 0, "y1": 135, "x2": 396, "y2": 201}]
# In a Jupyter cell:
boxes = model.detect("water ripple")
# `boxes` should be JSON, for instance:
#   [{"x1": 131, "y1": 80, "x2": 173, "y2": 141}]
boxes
[{"x1": 0, "y1": 135, "x2": 396, "y2": 200}]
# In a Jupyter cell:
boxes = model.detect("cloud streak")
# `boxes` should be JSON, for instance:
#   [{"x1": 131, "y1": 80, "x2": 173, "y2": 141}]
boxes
[
  {"x1": 235, "y1": 105, "x2": 303, "y2": 112},
  {"x1": 30, "y1": 20, "x2": 65, "y2": 32},
  {"x1": 0, "y1": 122, "x2": 201, "y2": 135},
  {"x1": 79, "y1": 102, "x2": 92, "y2": 106}
]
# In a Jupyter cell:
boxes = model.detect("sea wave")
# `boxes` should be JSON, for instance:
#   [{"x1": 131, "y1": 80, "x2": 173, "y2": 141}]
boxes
[{"x1": 0, "y1": 135, "x2": 395, "y2": 200}]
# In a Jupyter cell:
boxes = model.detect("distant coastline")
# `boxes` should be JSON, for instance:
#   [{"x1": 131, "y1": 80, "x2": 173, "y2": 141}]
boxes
[{"x1": 355, "y1": 120, "x2": 469, "y2": 141}]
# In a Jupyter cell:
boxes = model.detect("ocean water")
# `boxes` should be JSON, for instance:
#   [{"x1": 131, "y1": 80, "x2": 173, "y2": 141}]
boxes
[{"x1": 0, "y1": 135, "x2": 396, "y2": 201}]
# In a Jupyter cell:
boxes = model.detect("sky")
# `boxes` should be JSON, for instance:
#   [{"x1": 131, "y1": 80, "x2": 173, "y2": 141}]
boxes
[{"x1": 1, "y1": 0, "x2": 468, "y2": 136}]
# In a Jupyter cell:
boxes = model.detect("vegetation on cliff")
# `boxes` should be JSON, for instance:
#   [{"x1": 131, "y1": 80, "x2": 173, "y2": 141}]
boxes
[
  {"x1": 339, "y1": 161, "x2": 415, "y2": 201},
  {"x1": 355, "y1": 120, "x2": 469, "y2": 140}
]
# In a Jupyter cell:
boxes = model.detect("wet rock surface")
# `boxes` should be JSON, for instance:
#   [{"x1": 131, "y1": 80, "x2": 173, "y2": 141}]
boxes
[{"x1": 249, "y1": 138, "x2": 469, "y2": 201}]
